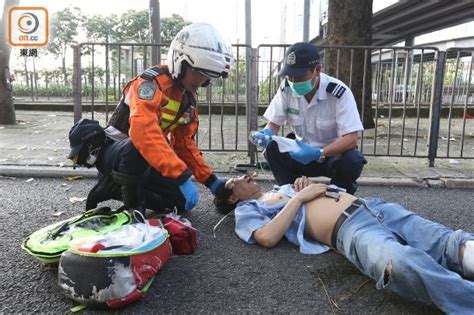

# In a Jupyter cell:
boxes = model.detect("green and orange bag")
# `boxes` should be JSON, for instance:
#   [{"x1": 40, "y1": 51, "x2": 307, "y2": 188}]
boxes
[{"x1": 22, "y1": 207, "x2": 131, "y2": 264}]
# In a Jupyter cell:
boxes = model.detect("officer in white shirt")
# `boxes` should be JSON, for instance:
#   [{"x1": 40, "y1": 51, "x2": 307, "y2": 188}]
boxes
[{"x1": 256, "y1": 42, "x2": 366, "y2": 194}]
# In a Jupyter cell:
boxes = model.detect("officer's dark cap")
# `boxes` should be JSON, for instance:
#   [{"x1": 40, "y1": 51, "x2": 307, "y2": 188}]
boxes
[
  {"x1": 279, "y1": 42, "x2": 321, "y2": 78},
  {"x1": 67, "y1": 118, "x2": 104, "y2": 159}
]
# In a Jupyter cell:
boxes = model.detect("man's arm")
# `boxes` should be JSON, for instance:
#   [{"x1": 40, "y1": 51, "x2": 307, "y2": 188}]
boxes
[
  {"x1": 322, "y1": 131, "x2": 359, "y2": 157},
  {"x1": 172, "y1": 115, "x2": 214, "y2": 184},
  {"x1": 253, "y1": 184, "x2": 327, "y2": 248},
  {"x1": 264, "y1": 121, "x2": 281, "y2": 136},
  {"x1": 325, "y1": 84, "x2": 363, "y2": 157}
]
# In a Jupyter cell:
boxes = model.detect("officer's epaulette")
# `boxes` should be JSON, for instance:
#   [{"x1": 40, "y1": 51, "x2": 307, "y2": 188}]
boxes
[
  {"x1": 280, "y1": 79, "x2": 289, "y2": 91},
  {"x1": 326, "y1": 82, "x2": 346, "y2": 98},
  {"x1": 140, "y1": 66, "x2": 167, "y2": 81}
]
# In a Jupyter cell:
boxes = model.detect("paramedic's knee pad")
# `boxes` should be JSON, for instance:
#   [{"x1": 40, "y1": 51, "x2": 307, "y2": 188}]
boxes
[
  {"x1": 179, "y1": 178, "x2": 199, "y2": 211},
  {"x1": 112, "y1": 171, "x2": 145, "y2": 209}
]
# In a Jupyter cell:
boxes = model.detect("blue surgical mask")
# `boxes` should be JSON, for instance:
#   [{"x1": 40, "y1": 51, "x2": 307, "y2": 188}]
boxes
[{"x1": 287, "y1": 79, "x2": 315, "y2": 96}]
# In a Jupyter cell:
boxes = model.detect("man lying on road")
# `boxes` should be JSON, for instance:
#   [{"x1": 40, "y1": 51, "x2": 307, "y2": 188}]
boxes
[{"x1": 214, "y1": 175, "x2": 474, "y2": 314}]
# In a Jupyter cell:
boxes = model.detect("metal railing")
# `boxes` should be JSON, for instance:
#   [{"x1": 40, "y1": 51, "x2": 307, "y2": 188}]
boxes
[{"x1": 70, "y1": 42, "x2": 474, "y2": 165}]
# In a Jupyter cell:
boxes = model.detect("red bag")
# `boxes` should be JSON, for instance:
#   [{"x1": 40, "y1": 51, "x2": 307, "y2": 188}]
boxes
[
  {"x1": 162, "y1": 214, "x2": 197, "y2": 255},
  {"x1": 58, "y1": 218, "x2": 172, "y2": 309}
]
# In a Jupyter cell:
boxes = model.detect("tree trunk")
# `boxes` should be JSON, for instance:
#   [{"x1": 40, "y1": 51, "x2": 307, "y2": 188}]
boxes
[
  {"x1": 32, "y1": 57, "x2": 38, "y2": 100},
  {"x1": 62, "y1": 56, "x2": 68, "y2": 84},
  {"x1": 326, "y1": 0, "x2": 375, "y2": 129},
  {"x1": 23, "y1": 57, "x2": 29, "y2": 85},
  {"x1": 0, "y1": 0, "x2": 20, "y2": 125},
  {"x1": 149, "y1": 0, "x2": 161, "y2": 65},
  {"x1": 45, "y1": 76, "x2": 49, "y2": 99}
]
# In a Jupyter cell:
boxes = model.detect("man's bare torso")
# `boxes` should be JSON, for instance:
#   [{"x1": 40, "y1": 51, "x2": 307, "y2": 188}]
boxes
[{"x1": 258, "y1": 190, "x2": 357, "y2": 246}]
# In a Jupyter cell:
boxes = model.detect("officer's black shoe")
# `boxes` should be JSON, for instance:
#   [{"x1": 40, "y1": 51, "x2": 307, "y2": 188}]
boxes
[{"x1": 347, "y1": 182, "x2": 358, "y2": 195}]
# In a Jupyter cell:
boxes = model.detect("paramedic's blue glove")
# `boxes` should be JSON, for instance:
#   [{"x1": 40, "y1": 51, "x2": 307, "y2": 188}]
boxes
[
  {"x1": 179, "y1": 178, "x2": 199, "y2": 211},
  {"x1": 208, "y1": 178, "x2": 225, "y2": 196},
  {"x1": 289, "y1": 140, "x2": 321, "y2": 165}
]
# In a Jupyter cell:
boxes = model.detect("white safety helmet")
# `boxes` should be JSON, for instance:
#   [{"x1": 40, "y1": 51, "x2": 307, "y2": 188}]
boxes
[{"x1": 167, "y1": 22, "x2": 234, "y2": 80}]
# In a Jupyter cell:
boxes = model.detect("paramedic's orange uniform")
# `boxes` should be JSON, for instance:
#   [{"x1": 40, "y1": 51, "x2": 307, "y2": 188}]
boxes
[{"x1": 124, "y1": 65, "x2": 214, "y2": 185}]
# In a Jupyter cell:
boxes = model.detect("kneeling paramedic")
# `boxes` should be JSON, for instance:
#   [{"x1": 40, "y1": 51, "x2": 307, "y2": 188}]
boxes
[{"x1": 68, "y1": 22, "x2": 234, "y2": 213}]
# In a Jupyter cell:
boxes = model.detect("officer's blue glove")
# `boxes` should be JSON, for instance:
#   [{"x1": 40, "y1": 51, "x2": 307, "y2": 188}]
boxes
[
  {"x1": 209, "y1": 178, "x2": 225, "y2": 196},
  {"x1": 260, "y1": 128, "x2": 273, "y2": 137},
  {"x1": 289, "y1": 139, "x2": 321, "y2": 165},
  {"x1": 252, "y1": 133, "x2": 270, "y2": 148},
  {"x1": 250, "y1": 129, "x2": 273, "y2": 148},
  {"x1": 179, "y1": 178, "x2": 199, "y2": 211}
]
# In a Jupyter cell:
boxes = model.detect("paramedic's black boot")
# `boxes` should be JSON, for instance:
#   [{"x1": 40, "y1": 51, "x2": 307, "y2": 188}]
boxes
[
  {"x1": 144, "y1": 189, "x2": 165, "y2": 213},
  {"x1": 86, "y1": 173, "x2": 122, "y2": 210},
  {"x1": 112, "y1": 171, "x2": 147, "y2": 218}
]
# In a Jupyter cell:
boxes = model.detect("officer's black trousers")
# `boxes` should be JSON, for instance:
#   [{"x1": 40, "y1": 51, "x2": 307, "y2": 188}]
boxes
[{"x1": 263, "y1": 140, "x2": 367, "y2": 194}]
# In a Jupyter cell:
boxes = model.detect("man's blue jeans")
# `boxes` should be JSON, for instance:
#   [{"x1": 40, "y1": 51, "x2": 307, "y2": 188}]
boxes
[{"x1": 336, "y1": 198, "x2": 474, "y2": 314}]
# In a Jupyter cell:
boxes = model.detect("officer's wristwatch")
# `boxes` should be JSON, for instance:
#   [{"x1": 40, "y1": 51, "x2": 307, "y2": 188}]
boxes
[{"x1": 317, "y1": 148, "x2": 326, "y2": 163}]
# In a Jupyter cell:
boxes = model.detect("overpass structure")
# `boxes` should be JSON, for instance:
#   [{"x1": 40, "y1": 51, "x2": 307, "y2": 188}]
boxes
[
  {"x1": 316, "y1": 1, "x2": 474, "y2": 47},
  {"x1": 371, "y1": 0, "x2": 474, "y2": 46}
]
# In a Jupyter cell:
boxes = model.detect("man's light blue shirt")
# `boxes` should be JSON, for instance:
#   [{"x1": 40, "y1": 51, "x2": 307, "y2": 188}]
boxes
[{"x1": 234, "y1": 184, "x2": 330, "y2": 254}]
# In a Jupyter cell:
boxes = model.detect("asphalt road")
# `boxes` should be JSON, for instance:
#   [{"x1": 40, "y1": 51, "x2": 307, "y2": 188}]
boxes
[{"x1": 1, "y1": 176, "x2": 473, "y2": 314}]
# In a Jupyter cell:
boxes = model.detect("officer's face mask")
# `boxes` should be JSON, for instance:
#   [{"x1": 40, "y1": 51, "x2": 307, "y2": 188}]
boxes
[
  {"x1": 288, "y1": 79, "x2": 315, "y2": 96},
  {"x1": 287, "y1": 67, "x2": 316, "y2": 97}
]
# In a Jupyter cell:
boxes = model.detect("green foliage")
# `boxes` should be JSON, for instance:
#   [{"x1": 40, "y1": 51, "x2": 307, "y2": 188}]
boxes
[
  {"x1": 258, "y1": 80, "x2": 270, "y2": 103},
  {"x1": 161, "y1": 14, "x2": 191, "y2": 43},
  {"x1": 116, "y1": 10, "x2": 150, "y2": 42},
  {"x1": 15, "y1": 12, "x2": 195, "y2": 99},
  {"x1": 81, "y1": 66, "x2": 106, "y2": 84},
  {"x1": 197, "y1": 58, "x2": 248, "y2": 103},
  {"x1": 444, "y1": 61, "x2": 465, "y2": 86},
  {"x1": 226, "y1": 59, "x2": 247, "y2": 95},
  {"x1": 83, "y1": 14, "x2": 119, "y2": 42},
  {"x1": 111, "y1": 60, "x2": 132, "y2": 77},
  {"x1": 14, "y1": 84, "x2": 72, "y2": 97},
  {"x1": 46, "y1": 6, "x2": 83, "y2": 83},
  {"x1": 14, "y1": 83, "x2": 118, "y2": 100},
  {"x1": 81, "y1": 11, "x2": 191, "y2": 44},
  {"x1": 47, "y1": 7, "x2": 83, "y2": 56}
]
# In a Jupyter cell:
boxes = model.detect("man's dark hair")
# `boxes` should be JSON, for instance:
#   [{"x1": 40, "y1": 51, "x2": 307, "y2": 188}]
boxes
[{"x1": 213, "y1": 186, "x2": 236, "y2": 214}]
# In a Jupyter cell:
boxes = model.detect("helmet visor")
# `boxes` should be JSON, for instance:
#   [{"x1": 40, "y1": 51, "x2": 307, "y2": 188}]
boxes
[{"x1": 192, "y1": 67, "x2": 223, "y2": 79}]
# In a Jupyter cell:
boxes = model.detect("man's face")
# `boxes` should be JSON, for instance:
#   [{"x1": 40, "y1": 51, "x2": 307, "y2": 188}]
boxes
[
  {"x1": 180, "y1": 66, "x2": 210, "y2": 93},
  {"x1": 225, "y1": 175, "x2": 261, "y2": 202},
  {"x1": 286, "y1": 64, "x2": 322, "y2": 84},
  {"x1": 286, "y1": 68, "x2": 314, "y2": 83}
]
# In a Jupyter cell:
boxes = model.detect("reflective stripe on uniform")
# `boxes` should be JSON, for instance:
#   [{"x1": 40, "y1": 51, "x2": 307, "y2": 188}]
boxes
[{"x1": 159, "y1": 99, "x2": 191, "y2": 130}]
